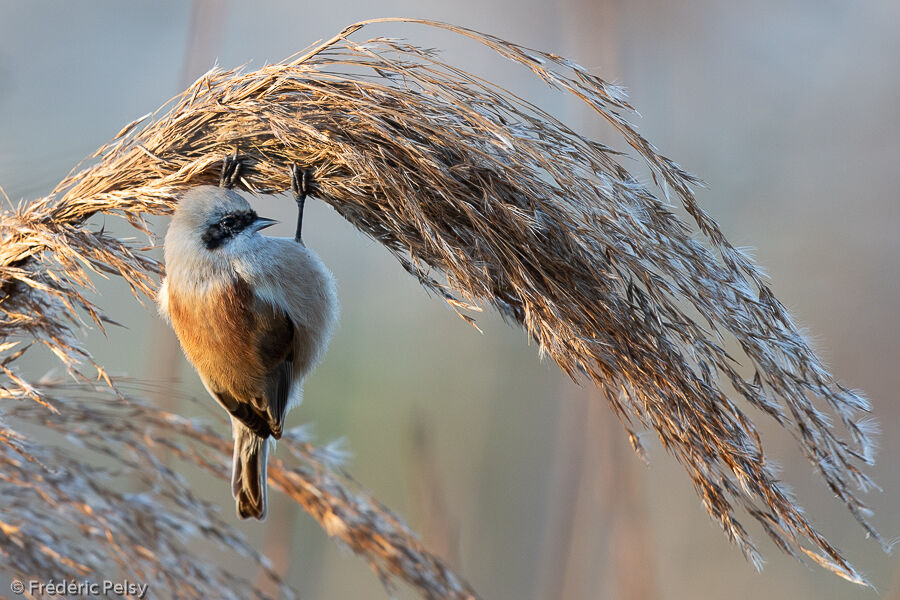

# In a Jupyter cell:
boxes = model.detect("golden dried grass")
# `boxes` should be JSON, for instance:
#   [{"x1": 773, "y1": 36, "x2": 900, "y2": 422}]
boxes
[
  {"x1": 0, "y1": 18, "x2": 883, "y2": 592},
  {"x1": 4, "y1": 382, "x2": 476, "y2": 598}
]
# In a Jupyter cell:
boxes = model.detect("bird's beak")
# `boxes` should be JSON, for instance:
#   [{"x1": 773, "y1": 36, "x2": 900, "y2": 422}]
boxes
[{"x1": 253, "y1": 217, "x2": 278, "y2": 232}]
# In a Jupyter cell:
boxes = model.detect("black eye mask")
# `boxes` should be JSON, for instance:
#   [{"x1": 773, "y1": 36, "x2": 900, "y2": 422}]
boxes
[{"x1": 202, "y1": 210, "x2": 258, "y2": 249}]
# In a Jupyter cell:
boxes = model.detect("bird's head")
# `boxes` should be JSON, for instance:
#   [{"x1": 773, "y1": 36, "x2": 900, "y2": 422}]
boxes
[{"x1": 165, "y1": 186, "x2": 278, "y2": 268}]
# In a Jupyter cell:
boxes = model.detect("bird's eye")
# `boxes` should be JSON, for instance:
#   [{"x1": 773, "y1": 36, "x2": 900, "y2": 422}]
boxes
[{"x1": 220, "y1": 215, "x2": 237, "y2": 229}]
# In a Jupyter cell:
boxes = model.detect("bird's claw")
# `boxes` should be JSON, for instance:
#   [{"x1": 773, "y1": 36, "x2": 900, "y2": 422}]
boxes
[
  {"x1": 290, "y1": 164, "x2": 313, "y2": 202},
  {"x1": 220, "y1": 151, "x2": 242, "y2": 189}
]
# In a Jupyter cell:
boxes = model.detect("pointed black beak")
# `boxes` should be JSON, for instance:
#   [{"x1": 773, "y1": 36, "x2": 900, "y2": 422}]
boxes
[{"x1": 252, "y1": 217, "x2": 278, "y2": 232}]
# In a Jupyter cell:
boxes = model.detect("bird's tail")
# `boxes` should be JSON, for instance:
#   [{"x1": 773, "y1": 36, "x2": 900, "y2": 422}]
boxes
[{"x1": 231, "y1": 420, "x2": 269, "y2": 520}]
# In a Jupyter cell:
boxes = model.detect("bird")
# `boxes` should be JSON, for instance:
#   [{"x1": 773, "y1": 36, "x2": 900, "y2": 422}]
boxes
[{"x1": 157, "y1": 156, "x2": 338, "y2": 519}]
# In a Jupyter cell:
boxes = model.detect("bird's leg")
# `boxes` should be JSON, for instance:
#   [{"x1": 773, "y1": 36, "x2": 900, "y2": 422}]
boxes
[
  {"x1": 289, "y1": 165, "x2": 312, "y2": 244},
  {"x1": 220, "y1": 151, "x2": 242, "y2": 189}
]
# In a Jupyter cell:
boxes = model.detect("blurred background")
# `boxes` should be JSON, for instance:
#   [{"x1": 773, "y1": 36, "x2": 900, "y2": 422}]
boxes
[{"x1": 1, "y1": 1, "x2": 898, "y2": 598}]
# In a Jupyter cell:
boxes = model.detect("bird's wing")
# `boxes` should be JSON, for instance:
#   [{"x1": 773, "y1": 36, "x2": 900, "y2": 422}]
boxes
[
  {"x1": 252, "y1": 295, "x2": 295, "y2": 436},
  {"x1": 250, "y1": 238, "x2": 337, "y2": 358},
  {"x1": 235, "y1": 237, "x2": 339, "y2": 421}
]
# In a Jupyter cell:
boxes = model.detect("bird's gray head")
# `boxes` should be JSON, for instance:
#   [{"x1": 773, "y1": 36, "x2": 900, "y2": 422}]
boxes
[
  {"x1": 164, "y1": 186, "x2": 278, "y2": 280},
  {"x1": 169, "y1": 186, "x2": 277, "y2": 252}
]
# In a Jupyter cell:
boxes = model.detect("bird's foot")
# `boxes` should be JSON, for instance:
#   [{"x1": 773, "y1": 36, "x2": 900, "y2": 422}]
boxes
[
  {"x1": 290, "y1": 165, "x2": 313, "y2": 243},
  {"x1": 220, "y1": 151, "x2": 242, "y2": 189},
  {"x1": 290, "y1": 164, "x2": 312, "y2": 201}
]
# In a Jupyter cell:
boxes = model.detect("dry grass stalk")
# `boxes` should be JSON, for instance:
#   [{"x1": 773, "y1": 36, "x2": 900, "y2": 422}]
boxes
[
  {"x1": 3, "y1": 382, "x2": 478, "y2": 599},
  {"x1": 0, "y1": 17, "x2": 883, "y2": 588},
  {"x1": 1, "y1": 383, "x2": 296, "y2": 600}
]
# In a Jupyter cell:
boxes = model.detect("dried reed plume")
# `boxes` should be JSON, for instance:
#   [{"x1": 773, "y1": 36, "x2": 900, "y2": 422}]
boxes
[
  {"x1": 1, "y1": 382, "x2": 297, "y2": 600},
  {"x1": 3, "y1": 381, "x2": 476, "y2": 599},
  {"x1": 0, "y1": 17, "x2": 883, "y2": 591}
]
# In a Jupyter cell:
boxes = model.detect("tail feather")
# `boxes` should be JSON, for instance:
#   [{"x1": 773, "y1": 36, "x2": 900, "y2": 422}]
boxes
[{"x1": 231, "y1": 421, "x2": 269, "y2": 520}]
